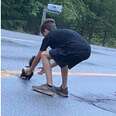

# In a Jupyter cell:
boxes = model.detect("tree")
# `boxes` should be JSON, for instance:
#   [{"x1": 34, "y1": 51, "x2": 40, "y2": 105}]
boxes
[{"x1": 1, "y1": 0, "x2": 116, "y2": 47}]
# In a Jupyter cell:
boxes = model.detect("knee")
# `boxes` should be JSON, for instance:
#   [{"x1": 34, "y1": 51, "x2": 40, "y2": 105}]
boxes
[
  {"x1": 41, "y1": 51, "x2": 48, "y2": 58},
  {"x1": 61, "y1": 65, "x2": 68, "y2": 71}
]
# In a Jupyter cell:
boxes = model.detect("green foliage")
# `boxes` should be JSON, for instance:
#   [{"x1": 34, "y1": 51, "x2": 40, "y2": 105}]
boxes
[{"x1": 1, "y1": 0, "x2": 116, "y2": 47}]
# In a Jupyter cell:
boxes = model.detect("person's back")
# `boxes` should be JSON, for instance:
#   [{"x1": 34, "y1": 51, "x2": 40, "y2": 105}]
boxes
[{"x1": 46, "y1": 29, "x2": 91, "y2": 53}]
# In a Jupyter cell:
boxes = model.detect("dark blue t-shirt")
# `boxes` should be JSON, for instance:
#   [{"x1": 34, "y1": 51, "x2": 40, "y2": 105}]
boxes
[{"x1": 40, "y1": 29, "x2": 90, "y2": 54}]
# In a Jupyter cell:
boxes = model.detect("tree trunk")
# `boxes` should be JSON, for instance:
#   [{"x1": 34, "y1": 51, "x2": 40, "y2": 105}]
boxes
[{"x1": 102, "y1": 31, "x2": 107, "y2": 46}]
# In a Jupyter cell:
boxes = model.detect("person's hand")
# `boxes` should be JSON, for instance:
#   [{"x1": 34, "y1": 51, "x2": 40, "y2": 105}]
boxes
[{"x1": 37, "y1": 67, "x2": 45, "y2": 75}]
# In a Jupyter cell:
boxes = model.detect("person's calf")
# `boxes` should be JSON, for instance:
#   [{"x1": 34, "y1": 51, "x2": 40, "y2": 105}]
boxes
[
  {"x1": 41, "y1": 51, "x2": 53, "y2": 86},
  {"x1": 61, "y1": 66, "x2": 68, "y2": 89}
]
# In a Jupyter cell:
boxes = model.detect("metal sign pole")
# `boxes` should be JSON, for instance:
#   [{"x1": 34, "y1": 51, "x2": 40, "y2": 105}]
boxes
[
  {"x1": 40, "y1": 4, "x2": 63, "y2": 34},
  {"x1": 40, "y1": 6, "x2": 47, "y2": 26},
  {"x1": 41, "y1": 4, "x2": 63, "y2": 26}
]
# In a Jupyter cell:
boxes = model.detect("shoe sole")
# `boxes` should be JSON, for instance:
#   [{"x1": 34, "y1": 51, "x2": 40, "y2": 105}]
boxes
[
  {"x1": 32, "y1": 86, "x2": 55, "y2": 96},
  {"x1": 55, "y1": 91, "x2": 68, "y2": 97},
  {"x1": 53, "y1": 87, "x2": 68, "y2": 97}
]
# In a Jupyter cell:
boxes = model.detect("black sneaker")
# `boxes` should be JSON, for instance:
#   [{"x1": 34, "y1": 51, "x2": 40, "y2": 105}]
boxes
[
  {"x1": 20, "y1": 68, "x2": 33, "y2": 80},
  {"x1": 53, "y1": 86, "x2": 68, "y2": 97}
]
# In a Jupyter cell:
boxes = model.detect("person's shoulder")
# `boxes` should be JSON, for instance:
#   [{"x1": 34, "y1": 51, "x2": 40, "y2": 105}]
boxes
[
  {"x1": 49, "y1": 29, "x2": 79, "y2": 36},
  {"x1": 50, "y1": 29, "x2": 73, "y2": 33},
  {"x1": 56, "y1": 29, "x2": 78, "y2": 33}
]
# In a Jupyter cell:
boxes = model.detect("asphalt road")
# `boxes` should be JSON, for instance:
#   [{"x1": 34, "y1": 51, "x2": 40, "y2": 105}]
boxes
[{"x1": 1, "y1": 29, "x2": 116, "y2": 116}]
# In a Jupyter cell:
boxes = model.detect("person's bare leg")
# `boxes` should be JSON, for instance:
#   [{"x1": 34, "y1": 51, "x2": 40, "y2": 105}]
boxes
[
  {"x1": 38, "y1": 60, "x2": 57, "y2": 75},
  {"x1": 61, "y1": 66, "x2": 68, "y2": 89},
  {"x1": 50, "y1": 60, "x2": 57, "y2": 68},
  {"x1": 41, "y1": 51, "x2": 52, "y2": 86}
]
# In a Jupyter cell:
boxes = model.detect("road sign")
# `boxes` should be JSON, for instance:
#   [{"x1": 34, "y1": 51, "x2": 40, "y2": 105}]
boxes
[{"x1": 47, "y1": 4, "x2": 63, "y2": 14}]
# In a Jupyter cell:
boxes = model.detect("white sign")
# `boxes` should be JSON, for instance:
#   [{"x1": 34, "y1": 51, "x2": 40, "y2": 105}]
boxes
[{"x1": 47, "y1": 4, "x2": 63, "y2": 14}]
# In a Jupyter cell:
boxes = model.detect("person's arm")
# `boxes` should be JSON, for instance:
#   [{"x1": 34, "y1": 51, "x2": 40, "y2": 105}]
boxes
[
  {"x1": 30, "y1": 37, "x2": 50, "y2": 71},
  {"x1": 29, "y1": 51, "x2": 42, "y2": 72},
  {"x1": 25, "y1": 36, "x2": 50, "y2": 75}
]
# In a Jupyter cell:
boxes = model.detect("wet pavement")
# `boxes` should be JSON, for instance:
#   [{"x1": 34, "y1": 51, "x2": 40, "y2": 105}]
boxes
[{"x1": 1, "y1": 29, "x2": 116, "y2": 116}]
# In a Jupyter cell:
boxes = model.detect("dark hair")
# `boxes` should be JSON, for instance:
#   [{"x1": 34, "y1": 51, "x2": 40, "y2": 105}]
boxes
[{"x1": 40, "y1": 18, "x2": 57, "y2": 34}]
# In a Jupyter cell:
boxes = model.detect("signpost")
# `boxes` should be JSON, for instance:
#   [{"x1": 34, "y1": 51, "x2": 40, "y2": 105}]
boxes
[{"x1": 41, "y1": 4, "x2": 63, "y2": 26}]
